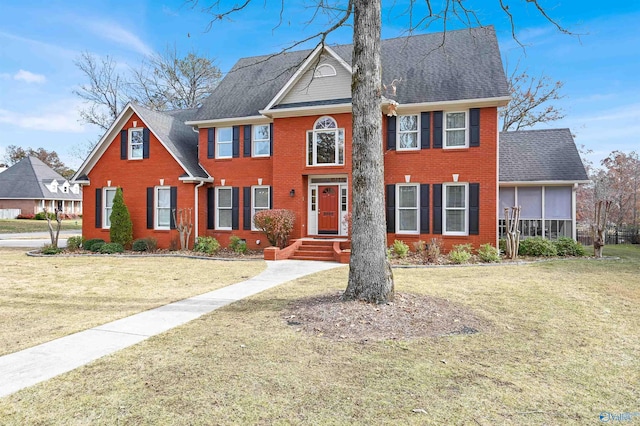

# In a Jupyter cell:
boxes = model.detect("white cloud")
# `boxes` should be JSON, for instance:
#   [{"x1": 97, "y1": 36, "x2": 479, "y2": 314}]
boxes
[
  {"x1": 0, "y1": 107, "x2": 85, "y2": 133},
  {"x1": 84, "y1": 20, "x2": 154, "y2": 57},
  {"x1": 14, "y1": 69, "x2": 46, "y2": 84}
]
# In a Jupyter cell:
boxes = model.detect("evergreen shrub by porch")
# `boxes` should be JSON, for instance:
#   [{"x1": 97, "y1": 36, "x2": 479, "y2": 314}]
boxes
[
  {"x1": 554, "y1": 237, "x2": 587, "y2": 257},
  {"x1": 519, "y1": 237, "x2": 557, "y2": 257},
  {"x1": 477, "y1": 243, "x2": 501, "y2": 263},
  {"x1": 99, "y1": 242, "x2": 124, "y2": 254},
  {"x1": 449, "y1": 243, "x2": 473, "y2": 264},
  {"x1": 253, "y1": 209, "x2": 295, "y2": 249},
  {"x1": 109, "y1": 187, "x2": 133, "y2": 248},
  {"x1": 66, "y1": 236, "x2": 84, "y2": 251},
  {"x1": 229, "y1": 235, "x2": 248, "y2": 254},
  {"x1": 84, "y1": 238, "x2": 105, "y2": 252},
  {"x1": 194, "y1": 236, "x2": 220, "y2": 254}
]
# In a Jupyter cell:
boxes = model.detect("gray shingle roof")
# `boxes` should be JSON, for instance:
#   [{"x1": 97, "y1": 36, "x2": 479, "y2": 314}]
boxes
[
  {"x1": 194, "y1": 26, "x2": 508, "y2": 121},
  {"x1": 499, "y1": 129, "x2": 589, "y2": 182},
  {"x1": 133, "y1": 104, "x2": 209, "y2": 179},
  {"x1": 0, "y1": 156, "x2": 82, "y2": 200}
]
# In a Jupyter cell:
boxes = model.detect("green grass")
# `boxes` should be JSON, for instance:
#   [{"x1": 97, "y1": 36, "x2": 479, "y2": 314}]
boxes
[
  {"x1": 0, "y1": 245, "x2": 638, "y2": 424},
  {"x1": 0, "y1": 219, "x2": 82, "y2": 233}
]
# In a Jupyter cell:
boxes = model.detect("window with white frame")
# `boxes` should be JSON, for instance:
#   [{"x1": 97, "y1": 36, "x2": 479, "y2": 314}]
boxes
[
  {"x1": 444, "y1": 111, "x2": 467, "y2": 148},
  {"x1": 397, "y1": 184, "x2": 419, "y2": 233},
  {"x1": 216, "y1": 187, "x2": 233, "y2": 229},
  {"x1": 129, "y1": 128, "x2": 144, "y2": 159},
  {"x1": 313, "y1": 63, "x2": 337, "y2": 78},
  {"x1": 155, "y1": 187, "x2": 171, "y2": 229},
  {"x1": 443, "y1": 183, "x2": 468, "y2": 235},
  {"x1": 307, "y1": 116, "x2": 345, "y2": 166},
  {"x1": 398, "y1": 115, "x2": 419, "y2": 150},
  {"x1": 251, "y1": 186, "x2": 270, "y2": 230},
  {"x1": 253, "y1": 125, "x2": 270, "y2": 157},
  {"x1": 103, "y1": 187, "x2": 116, "y2": 228},
  {"x1": 216, "y1": 127, "x2": 233, "y2": 158}
]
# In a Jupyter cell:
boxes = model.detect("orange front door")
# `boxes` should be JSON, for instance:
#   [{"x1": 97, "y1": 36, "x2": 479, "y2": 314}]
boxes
[{"x1": 318, "y1": 185, "x2": 339, "y2": 234}]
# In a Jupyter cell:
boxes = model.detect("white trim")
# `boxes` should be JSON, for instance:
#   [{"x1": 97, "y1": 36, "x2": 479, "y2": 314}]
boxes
[
  {"x1": 154, "y1": 186, "x2": 171, "y2": 230},
  {"x1": 443, "y1": 110, "x2": 469, "y2": 149},
  {"x1": 260, "y1": 103, "x2": 352, "y2": 118},
  {"x1": 306, "y1": 116, "x2": 345, "y2": 166},
  {"x1": 307, "y1": 174, "x2": 349, "y2": 237},
  {"x1": 499, "y1": 180, "x2": 590, "y2": 186},
  {"x1": 215, "y1": 186, "x2": 233, "y2": 230},
  {"x1": 102, "y1": 187, "x2": 117, "y2": 229},
  {"x1": 252, "y1": 124, "x2": 271, "y2": 157},
  {"x1": 396, "y1": 183, "x2": 420, "y2": 234},
  {"x1": 395, "y1": 96, "x2": 511, "y2": 113},
  {"x1": 251, "y1": 185, "x2": 271, "y2": 231},
  {"x1": 443, "y1": 182, "x2": 469, "y2": 236},
  {"x1": 314, "y1": 63, "x2": 337, "y2": 78},
  {"x1": 397, "y1": 114, "x2": 420, "y2": 151},
  {"x1": 185, "y1": 115, "x2": 267, "y2": 127},
  {"x1": 128, "y1": 127, "x2": 144, "y2": 160},
  {"x1": 216, "y1": 126, "x2": 233, "y2": 159}
]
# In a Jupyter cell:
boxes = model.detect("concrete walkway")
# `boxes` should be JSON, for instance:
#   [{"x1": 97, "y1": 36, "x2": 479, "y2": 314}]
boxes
[{"x1": 0, "y1": 259, "x2": 344, "y2": 398}]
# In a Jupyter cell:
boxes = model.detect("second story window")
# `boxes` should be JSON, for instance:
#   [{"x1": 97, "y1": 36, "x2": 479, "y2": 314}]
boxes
[
  {"x1": 307, "y1": 116, "x2": 344, "y2": 166},
  {"x1": 445, "y1": 111, "x2": 468, "y2": 148},
  {"x1": 129, "y1": 128, "x2": 144, "y2": 159},
  {"x1": 398, "y1": 115, "x2": 419, "y2": 150},
  {"x1": 253, "y1": 125, "x2": 270, "y2": 157},
  {"x1": 217, "y1": 127, "x2": 233, "y2": 158}
]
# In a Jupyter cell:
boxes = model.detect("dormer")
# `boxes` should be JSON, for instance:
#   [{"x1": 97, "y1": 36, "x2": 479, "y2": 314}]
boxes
[
  {"x1": 45, "y1": 179, "x2": 58, "y2": 193},
  {"x1": 61, "y1": 181, "x2": 70, "y2": 194},
  {"x1": 71, "y1": 183, "x2": 80, "y2": 194}
]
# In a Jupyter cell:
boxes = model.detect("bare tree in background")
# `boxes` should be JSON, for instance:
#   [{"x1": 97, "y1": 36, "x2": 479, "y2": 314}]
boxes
[
  {"x1": 193, "y1": 0, "x2": 570, "y2": 304},
  {"x1": 501, "y1": 63, "x2": 565, "y2": 132}
]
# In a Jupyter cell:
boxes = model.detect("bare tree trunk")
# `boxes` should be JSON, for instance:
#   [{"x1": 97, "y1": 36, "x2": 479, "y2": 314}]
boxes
[
  {"x1": 343, "y1": 0, "x2": 394, "y2": 304},
  {"x1": 592, "y1": 200, "x2": 612, "y2": 258},
  {"x1": 44, "y1": 208, "x2": 62, "y2": 248}
]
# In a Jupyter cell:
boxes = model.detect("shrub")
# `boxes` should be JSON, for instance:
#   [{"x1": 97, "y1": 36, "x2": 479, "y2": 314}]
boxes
[
  {"x1": 83, "y1": 238, "x2": 106, "y2": 252},
  {"x1": 229, "y1": 235, "x2": 248, "y2": 254},
  {"x1": 132, "y1": 237, "x2": 158, "y2": 252},
  {"x1": 449, "y1": 243, "x2": 473, "y2": 264},
  {"x1": 90, "y1": 241, "x2": 106, "y2": 252},
  {"x1": 390, "y1": 240, "x2": 409, "y2": 258},
  {"x1": 41, "y1": 244, "x2": 62, "y2": 255},
  {"x1": 519, "y1": 237, "x2": 557, "y2": 257},
  {"x1": 253, "y1": 209, "x2": 296, "y2": 249},
  {"x1": 109, "y1": 187, "x2": 133, "y2": 248},
  {"x1": 16, "y1": 214, "x2": 35, "y2": 220},
  {"x1": 554, "y1": 237, "x2": 587, "y2": 257},
  {"x1": 66, "y1": 236, "x2": 84, "y2": 251},
  {"x1": 34, "y1": 211, "x2": 56, "y2": 221},
  {"x1": 477, "y1": 243, "x2": 501, "y2": 263},
  {"x1": 422, "y1": 238, "x2": 443, "y2": 264},
  {"x1": 413, "y1": 240, "x2": 427, "y2": 253},
  {"x1": 193, "y1": 236, "x2": 220, "y2": 255},
  {"x1": 498, "y1": 238, "x2": 507, "y2": 255},
  {"x1": 99, "y1": 242, "x2": 124, "y2": 254}
]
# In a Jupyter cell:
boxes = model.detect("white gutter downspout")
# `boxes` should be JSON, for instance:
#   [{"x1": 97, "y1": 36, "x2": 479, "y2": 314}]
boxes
[{"x1": 194, "y1": 180, "x2": 206, "y2": 243}]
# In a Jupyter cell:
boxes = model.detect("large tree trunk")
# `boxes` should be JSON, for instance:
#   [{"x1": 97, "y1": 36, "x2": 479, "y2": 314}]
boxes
[{"x1": 343, "y1": 0, "x2": 394, "y2": 304}]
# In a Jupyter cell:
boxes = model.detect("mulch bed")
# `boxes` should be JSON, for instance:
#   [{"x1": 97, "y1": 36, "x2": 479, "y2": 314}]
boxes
[{"x1": 284, "y1": 291, "x2": 491, "y2": 342}]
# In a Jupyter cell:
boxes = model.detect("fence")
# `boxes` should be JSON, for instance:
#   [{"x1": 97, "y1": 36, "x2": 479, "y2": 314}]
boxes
[
  {"x1": 577, "y1": 228, "x2": 640, "y2": 246},
  {"x1": 0, "y1": 209, "x2": 21, "y2": 219}
]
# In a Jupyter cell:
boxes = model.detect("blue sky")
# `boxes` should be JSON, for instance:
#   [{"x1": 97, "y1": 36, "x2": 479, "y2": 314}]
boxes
[{"x1": 0, "y1": 1, "x2": 638, "y2": 171}]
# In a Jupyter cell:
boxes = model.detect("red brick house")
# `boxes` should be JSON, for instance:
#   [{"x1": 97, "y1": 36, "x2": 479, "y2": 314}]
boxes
[{"x1": 73, "y1": 27, "x2": 587, "y2": 252}]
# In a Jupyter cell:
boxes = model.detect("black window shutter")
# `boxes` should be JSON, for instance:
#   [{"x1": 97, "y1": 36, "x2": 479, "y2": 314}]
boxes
[
  {"x1": 120, "y1": 130, "x2": 127, "y2": 160},
  {"x1": 243, "y1": 125, "x2": 252, "y2": 157},
  {"x1": 169, "y1": 187, "x2": 177, "y2": 230},
  {"x1": 433, "y1": 111, "x2": 443, "y2": 149},
  {"x1": 269, "y1": 123, "x2": 274, "y2": 156},
  {"x1": 243, "y1": 187, "x2": 251, "y2": 230},
  {"x1": 420, "y1": 184, "x2": 430, "y2": 234},
  {"x1": 420, "y1": 112, "x2": 431, "y2": 149},
  {"x1": 469, "y1": 183, "x2": 480, "y2": 235},
  {"x1": 469, "y1": 108, "x2": 480, "y2": 147},
  {"x1": 207, "y1": 128, "x2": 215, "y2": 159},
  {"x1": 433, "y1": 184, "x2": 443, "y2": 234},
  {"x1": 207, "y1": 187, "x2": 215, "y2": 229},
  {"x1": 269, "y1": 185, "x2": 273, "y2": 209},
  {"x1": 385, "y1": 184, "x2": 395, "y2": 233},
  {"x1": 232, "y1": 126, "x2": 240, "y2": 158},
  {"x1": 143, "y1": 128, "x2": 150, "y2": 158},
  {"x1": 386, "y1": 116, "x2": 396, "y2": 150},
  {"x1": 231, "y1": 187, "x2": 239, "y2": 230},
  {"x1": 95, "y1": 188, "x2": 102, "y2": 228},
  {"x1": 146, "y1": 187, "x2": 154, "y2": 229}
]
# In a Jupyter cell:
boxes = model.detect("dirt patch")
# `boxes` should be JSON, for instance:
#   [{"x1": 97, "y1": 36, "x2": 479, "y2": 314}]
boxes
[{"x1": 284, "y1": 292, "x2": 491, "y2": 342}]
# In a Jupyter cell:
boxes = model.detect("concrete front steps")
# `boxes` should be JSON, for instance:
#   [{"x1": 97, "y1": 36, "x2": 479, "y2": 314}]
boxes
[{"x1": 263, "y1": 238, "x2": 351, "y2": 263}]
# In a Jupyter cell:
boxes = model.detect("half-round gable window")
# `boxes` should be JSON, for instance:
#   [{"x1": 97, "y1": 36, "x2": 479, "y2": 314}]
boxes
[
  {"x1": 314, "y1": 116, "x2": 337, "y2": 130},
  {"x1": 313, "y1": 63, "x2": 337, "y2": 78}
]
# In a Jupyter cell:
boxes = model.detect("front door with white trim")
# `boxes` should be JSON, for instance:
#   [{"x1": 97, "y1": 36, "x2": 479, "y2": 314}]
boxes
[{"x1": 308, "y1": 176, "x2": 348, "y2": 236}]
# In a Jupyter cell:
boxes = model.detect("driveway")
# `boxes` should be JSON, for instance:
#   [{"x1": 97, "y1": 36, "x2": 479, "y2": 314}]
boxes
[{"x1": 0, "y1": 230, "x2": 80, "y2": 248}]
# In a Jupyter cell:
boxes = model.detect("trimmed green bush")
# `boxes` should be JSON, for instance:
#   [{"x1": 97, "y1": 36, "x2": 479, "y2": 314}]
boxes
[
  {"x1": 194, "y1": 236, "x2": 220, "y2": 255},
  {"x1": 229, "y1": 236, "x2": 248, "y2": 254},
  {"x1": 34, "y1": 211, "x2": 56, "y2": 220},
  {"x1": 41, "y1": 244, "x2": 62, "y2": 255},
  {"x1": 554, "y1": 237, "x2": 587, "y2": 257},
  {"x1": 449, "y1": 243, "x2": 473, "y2": 264},
  {"x1": 83, "y1": 238, "x2": 106, "y2": 252},
  {"x1": 90, "y1": 241, "x2": 106, "y2": 252},
  {"x1": 391, "y1": 240, "x2": 410, "y2": 258},
  {"x1": 109, "y1": 187, "x2": 133, "y2": 248},
  {"x1": 66, "y1": 236, "x2": 84, "y2": 251},
  {"x1": 132, "y1": 237, "x2": 158, "y2": 252},
  {"x1": 477, "y1": 243, "x2": 501, "y2": 263},
  {"x1": 519, "y1": 237, "x2": 557, "y2": 257},
  {"x1": 99, "y1": 242, "x2": 124, "y2": 254}
]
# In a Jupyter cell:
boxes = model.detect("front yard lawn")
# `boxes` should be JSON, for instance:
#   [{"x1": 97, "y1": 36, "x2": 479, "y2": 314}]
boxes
[{"x1": 0, "y1": 245, "x2": 638, "y2": 424}]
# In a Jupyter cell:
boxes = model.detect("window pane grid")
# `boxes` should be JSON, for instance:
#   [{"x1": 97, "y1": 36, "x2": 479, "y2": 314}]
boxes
[
  {"x1": 397, "y1": 185, "x2": 418, "y2": 233},
  {"x1": 216, "y1": 188, "x2": 232, "y2": 229},
  {"x1": 253, "y1": 125, "x2": 270, "y2": 156},
  {"x1": 217, "y1": 127, "x2": 232, "y2": 158},
  {"x1": 308, "y1": 117, "x2": 344, "y2": 166},
  {"x1": 130, "y1": 129, "x2": 143, "y2": 159},
  {"x1": 443, "y1": 184, "x2": 466, "y2": 234},
  {"x1": 398, "y1": 115, "x2": 418, "y2": 150},
  {"x1": 445, "y1": 112, "x2": 467, "y2": 148}
]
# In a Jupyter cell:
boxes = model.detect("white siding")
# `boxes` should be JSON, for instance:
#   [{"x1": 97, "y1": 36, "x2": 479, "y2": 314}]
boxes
[{"x1": 280, "y1": 54, "x2": 351, "y2": 105}]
